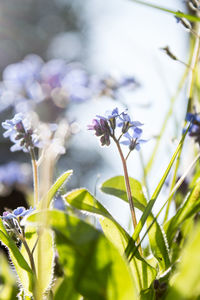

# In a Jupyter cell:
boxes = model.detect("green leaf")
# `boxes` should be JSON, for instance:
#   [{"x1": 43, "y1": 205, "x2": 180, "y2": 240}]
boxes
[
  {"x1": 39, "y1": 170, "x2": 73, "y2": 209},
  {"x1": 166, "y1": 223, "x2": 200, "y2": 299},
  {"x1": 101, "y1": 176, "x2": 146, "y2": 211},
  {"x1": 130, "y1": 0, "x2": 200, "y2": 22},
  {"x1": 101, "y1": 176, "x2": 170, "y2": 271},
  {"x1": 0, "y1": 252, "x2": 18, "y2": 300},
  {"x1": 54, "y1": 277, "x2": 82, "y2": 300},
  {"x1": 132, "y1": 129, "x2": 188, "y2": 244},
  {"x1": 0, "y1": 219, "x2": 34, "y2": 296},
  {"x1": 65, "y1": 188, "x2": 156, "y2": 291},
  {"x1": 164, "y1": 179, "x2": 200, "y2": 246},
  {"x1": 27, "y1": 210, "x2": 137, "y2": 300},
  {"x1": 20, "y1": 225, "x2": 54, "y2": 298}
]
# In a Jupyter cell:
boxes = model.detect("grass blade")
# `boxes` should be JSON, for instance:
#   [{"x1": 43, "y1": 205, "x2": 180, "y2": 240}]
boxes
[
  {"x1": 132, "y1": 127, "x2": 189, "y2": 244},
  {"x1": 130, "y1": 0, "x2": 200, "y2": 22}
]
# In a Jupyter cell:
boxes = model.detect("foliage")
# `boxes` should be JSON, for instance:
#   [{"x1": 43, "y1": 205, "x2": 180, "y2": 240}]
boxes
[{"x1": 0, "y1": 1, "x2": 200, "y2": 299}]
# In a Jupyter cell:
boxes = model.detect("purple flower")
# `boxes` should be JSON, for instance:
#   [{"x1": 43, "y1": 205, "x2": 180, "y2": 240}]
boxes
[
  {"x1": 186, "y1": 112, "x2": 200, "y2": 145},
  {"x1": 2, "y1": 113, "x2": 40, "y2": 152},
  {"x1": 120, "y1": 127, "x2": 147, "y2": 151},
  {"x1": 89, "y1": 74, "x2": 139, "y2": 99},
  {"x1": 88, "y1": 118, "x2": 111, "y2": 146}
]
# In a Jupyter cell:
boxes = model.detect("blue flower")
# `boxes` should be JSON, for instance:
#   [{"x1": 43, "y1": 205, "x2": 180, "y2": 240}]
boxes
[
  {"x1": 118, "y1": 112, "x2": 143, "y2": 133},
  {"x1": 120, "y1": 127, "x2": 147, "y2": 151},
  {"x1": 2, "y1": 113, "x2": 40, "y2": 152},
  {"x1": 2, "y1": 206, "x2": 34, "y2": 220}
]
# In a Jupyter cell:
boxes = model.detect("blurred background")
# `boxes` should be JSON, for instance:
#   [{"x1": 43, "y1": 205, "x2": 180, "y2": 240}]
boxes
[{"x1": 0, "y1": 0, "x2": 189, "y2": 231}]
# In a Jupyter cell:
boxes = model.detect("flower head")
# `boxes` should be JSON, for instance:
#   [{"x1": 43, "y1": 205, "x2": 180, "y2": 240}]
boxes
[
  {"x1": 120, "y1": 127, "x2": 147, "y2": 151},
  {"x1": 2, "y1": 206, "x2": 34, "y2": 220},
  {"x1": 88, "y1": 118, "x2": 111, "y2": 146},
  {"x1": 2, "y1": 113, "x2": 40, "y2": 152},
  {"x1": 118, "y1": 112, "x2": 143, "y2": 133}
]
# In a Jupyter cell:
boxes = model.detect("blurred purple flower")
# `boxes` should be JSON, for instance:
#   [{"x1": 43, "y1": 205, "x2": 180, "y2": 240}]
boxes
[
  {"x1": 2, "y1": 113, "x2": 40, "y2": 152},
  {"x1": 62, "y1": 68, "x2": 91, "y2": 102},
  {"x1": 89, "y1": 74, "x2": 139, "y2": 99},
  {"x1": 0, "y1": 161, "x2": 29, "y2": 186}
]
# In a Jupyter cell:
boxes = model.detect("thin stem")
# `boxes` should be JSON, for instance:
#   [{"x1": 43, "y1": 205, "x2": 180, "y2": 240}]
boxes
[
  {"x1": 30, "y1": 148, "x2": 39, "y2": 206},
  {"x1": 15, "y1": 230, "x2": 37, "y2": 275},
  {"x1": 125, "y1": 150, "x2": 132, "y2": 161},
  {"x1": 113, "y1": 136, "x2": 142, "y2": 254}
]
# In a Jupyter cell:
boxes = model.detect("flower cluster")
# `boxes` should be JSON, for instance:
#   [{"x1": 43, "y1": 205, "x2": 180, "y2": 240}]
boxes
[
  {"x1": 88, "y1": 107, "x2": 146, "y2": 151},
  {"x1": 2, "y1": 206, "x2": 34, "y2": 220},
  {"x1": 186, "y1": 112, "x2": 200, "y2": 145},
  {"x1": 2, "y1": 113, "x2": 40, "y2": 152},
  {"x1": 0, "y1": 55, "x2": 139, "y2": 114}
]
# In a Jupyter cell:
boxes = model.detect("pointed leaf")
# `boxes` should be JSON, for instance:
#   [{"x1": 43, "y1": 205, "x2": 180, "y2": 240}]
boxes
[
  {"x1": 131, "y1": 0, "x2": 200, "y2": 22},
  {"x1": 39, "y1": 170, "x2": 73, "y2": 209}
]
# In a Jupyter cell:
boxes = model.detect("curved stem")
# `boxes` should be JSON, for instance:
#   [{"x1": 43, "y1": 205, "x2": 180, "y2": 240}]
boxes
[{"x1": 113, "y1": 136, "x2": 142, "y2": 254}]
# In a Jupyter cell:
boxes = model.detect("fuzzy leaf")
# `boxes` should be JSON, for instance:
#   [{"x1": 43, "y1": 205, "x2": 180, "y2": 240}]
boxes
[
  {"x1": 39, "y1": 170, "x2": 73, "y2": 209},
  {"x1": 26, "y1": 210, "x2": 137, "y2": 300}
]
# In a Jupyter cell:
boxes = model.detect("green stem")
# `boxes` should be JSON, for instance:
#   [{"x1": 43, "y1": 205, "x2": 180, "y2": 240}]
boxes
[
  {"x1": 21, "y1": 235, "x2": 37, "y2": 275},
  {"x1": 30, "y1": 149, "x2": 39, "y2": 206},
  {"x1": 113, "y1": 137, "x2": 142, "y2": 254}
]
